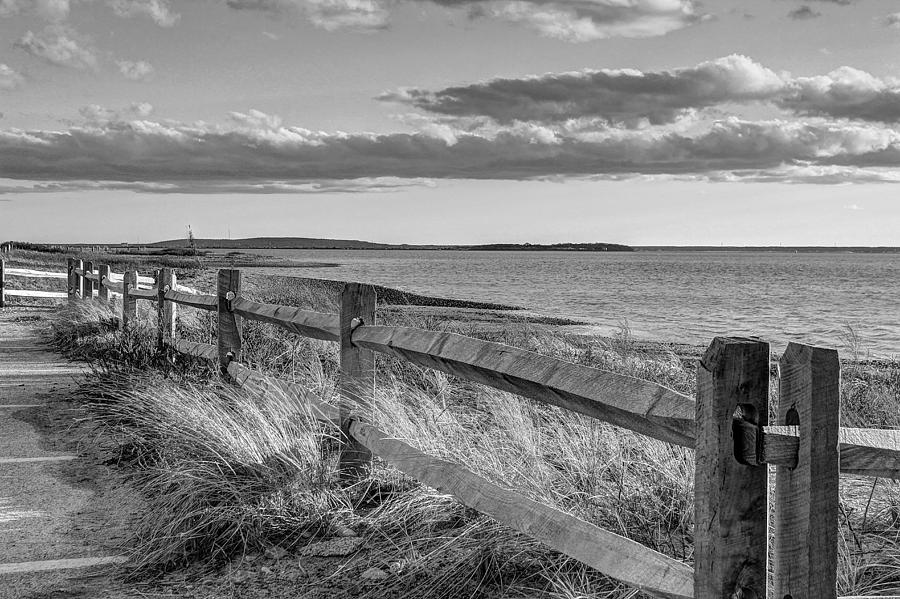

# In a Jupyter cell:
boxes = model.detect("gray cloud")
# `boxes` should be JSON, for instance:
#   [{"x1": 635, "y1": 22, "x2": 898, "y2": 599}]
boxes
[
  {"x1": 116, "y1": 59, "x2": 154, "y2": 80},
  {"x1": 382, "y1": 56, "x2": 900, "y2": 125},
  {"x1": 885, "y1": 12, "x2": 900, "y2": 28},
  {"x1": 223, "y1": 0, "x2": 701, "y2": 40},
  {"x1": 1, "y1": 111, "x2": 899, "y2": 187},
  {"x1": 0, "y1": 0, "x2": 70, "y2": 21},
  {"x1": 109, "y1": 0, "x2": 180, "y2": 26},
  {"x1": 0, "y1": 64, "x2": 24, "y2": 89},
  {"x1": 14, "y1": 25, "x2": 97, "y2": 70},
  {"x1": 788, "y1": 6, "x2": 820, "y2": 19}
]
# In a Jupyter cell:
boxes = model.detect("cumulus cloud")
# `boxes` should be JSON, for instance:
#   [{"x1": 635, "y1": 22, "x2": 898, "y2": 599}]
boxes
[
  {"x1": 116, "y1": 59, "x2": 154, "y2": 80},
  {"x1": 0, "y1": 64, "x2": 24, "y2": 90},
  {"x1": 109, "y1": 0, "x2": 180, "y2": 26},
  {"x1": 788, "y1": 6, "x2": 820, "y2": 19},
  {"x1": 1, "y1": 110, "x2": 900, "y2": 187},
  {"x1": 0, "y1": 0, "x2": 70, "y2": 20},
  {"x1": 885, "y1": 12, "x2": 900, "y2": 28},
  {"x1": 223, "y1": 0, "x2": 700, "y2": 39},
  {"x1": 78, "y1": 102, "x2": 154, "y2": 123},
  {"x1": 382, "y1": 55, "x2": 900, "y2": 125},
  {"x1": 14, "y1": 25, "x2": 97, "y2": 70}
]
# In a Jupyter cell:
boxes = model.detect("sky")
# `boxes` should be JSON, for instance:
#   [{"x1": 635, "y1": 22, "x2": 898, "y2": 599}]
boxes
[{"x1": 2, "y1": 0, "x2": 900, "y2": 245}]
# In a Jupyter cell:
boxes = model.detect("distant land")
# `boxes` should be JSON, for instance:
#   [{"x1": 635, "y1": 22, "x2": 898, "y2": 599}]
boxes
[
  {"x1": 636, "y1": 246, "x2": 900, "y2": 253},
  {"x1": 150, "y1": 237, "x2": 635, "y2": 252}
]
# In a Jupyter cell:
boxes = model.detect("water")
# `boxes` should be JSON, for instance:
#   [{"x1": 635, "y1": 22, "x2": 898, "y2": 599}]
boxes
[{"x1": 232, "y1": 249, "x2": 900, "y2": 358}]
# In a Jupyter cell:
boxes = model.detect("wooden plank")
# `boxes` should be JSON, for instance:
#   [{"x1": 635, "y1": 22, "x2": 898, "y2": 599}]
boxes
[
  {"x1": 5, "y1": 268, "x2": 68, "y2": 279},
  {"x1": 168, "y1": 339, "x2": 218, "y2": 361},
  {"x1": 774, "y1": 343, "x2": 840, "y2": 599},
  {"x1": 72, "y1": 268, "x2": 85, "y2": 277},
  {"x1": 129, "y1": 288, "x2": 158, "y2": 300},
  {"x1": 231, "y1": 297, "x2": 340, "y2": 342},
  {"x1": 163, "y1": 289, "x2": 218, "y2": 310},
  {"x1": 694, "y1": 337, "x2": 769, "y2": 599},
  {"x1": 0, "y1": 258, "x2": 5, "y2": 308},
  {"x1": 67, "y1": 258, "x2": 76, "y2": 302},
  {"x1": 349, "y1": 419, "x2": 693, "y2": 599},
  {"x1": 107, "y1": 272, "x2": 155, "y2": 285},
  {"x1": 351, "y1": 325, "x2": 696, "y2": 448},
  {"x1": 97, "y1": 264, "x2": 110, "y2": 302},
  {"x1": 102, "y1": 279, "x2": 124, "y2": 294},
  {"x1": 339, "y1": 283, "x2": 376, "y2": 480},
  {"x1": 157, "y1": 268, "x2": 176, "y2": 350},
  {"x1": 82, "y1": 260, "x2": 93, "y2": 300},
  {"x1": 121, "y1": 270, "x2": 137, "y2": 330},
  {"x1": 4, "y1": 289, "x2": 68, "y2": 298},
  {"x1": 73, "y1": 259, "x2": 84, "y2": 299},
  {"x1": 217, "y1": 269, "x2": 242, "y2": 370},
  {"x1": 226, "y1": 361, "x2": 340, "y2": 424}
]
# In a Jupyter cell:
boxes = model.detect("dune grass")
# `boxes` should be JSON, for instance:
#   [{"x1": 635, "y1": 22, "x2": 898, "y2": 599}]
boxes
[{"x1": 39, "y1": 270, "x2": 900, "y2": 598}]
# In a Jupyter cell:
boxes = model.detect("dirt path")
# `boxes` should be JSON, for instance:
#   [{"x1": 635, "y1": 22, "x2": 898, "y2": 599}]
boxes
[{"x1": 0, "y1": 306, "x2": 140, "y2": 598}]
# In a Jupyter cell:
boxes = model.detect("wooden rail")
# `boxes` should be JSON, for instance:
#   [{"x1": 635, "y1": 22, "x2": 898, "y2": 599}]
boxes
[{"x1": 4, "y1": 255, "x2": 900, "y2": 599}]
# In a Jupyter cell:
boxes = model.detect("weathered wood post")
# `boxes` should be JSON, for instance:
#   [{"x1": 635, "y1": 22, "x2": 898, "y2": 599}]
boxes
[
  {"x1": 338, "y1": 283, "x2": 376, "y2": 481},
  {"x1": 156, "y1": 268, "x2": 176, "y2": 351},
  {"x1": 774, "y1": 343, "x2": 840, "y2": 599},
  {"x1": 72, "y1": 258, "x2": 84, "y2": 299},
  {"x1": 217, "y1": 269, "x2": 241, "y2": 373},
  {"x1": 121, "y1": 270, "x2": 137, "y2": 330},
  {"x1": 695, "y1": 337, "x2": 770, "y2": 599},
  {"x1": 0, "y1": 258, "x2": 5, "y2": 308},
  {"x1": 82, "y1": 260, "x2": 94, "y2": 301},
  {"x1": 97, "y1": 264, "x2": 110, "y2": 302},
  {"x1": 67, "y1": 258, "x2": 76, "y2": 303}
]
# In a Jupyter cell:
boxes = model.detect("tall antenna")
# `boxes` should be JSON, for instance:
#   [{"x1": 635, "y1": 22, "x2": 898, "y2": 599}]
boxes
[{"x1": 187, "y1": 225, "x2": 196, "y2": 252}]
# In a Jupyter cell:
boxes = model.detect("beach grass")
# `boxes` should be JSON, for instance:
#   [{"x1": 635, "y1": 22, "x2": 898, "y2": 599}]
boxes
[{"x1": 16, "y1": 251, "x2": 900, "y2": 597}]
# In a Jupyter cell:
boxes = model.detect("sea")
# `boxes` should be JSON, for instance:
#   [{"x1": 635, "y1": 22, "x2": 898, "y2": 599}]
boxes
[{"x1": 231, "y1": 249, "x2": 900, "y2": 359}]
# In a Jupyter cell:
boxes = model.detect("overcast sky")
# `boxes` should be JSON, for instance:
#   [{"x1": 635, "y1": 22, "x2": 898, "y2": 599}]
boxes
[{"x1": 2, "y1": 0, "x2": 900, "y2": 245}]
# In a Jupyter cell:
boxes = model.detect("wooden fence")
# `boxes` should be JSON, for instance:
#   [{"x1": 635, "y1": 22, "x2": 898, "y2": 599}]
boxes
[{"x1": 3, "y1": 256, "x2": 900, "y2": 599}]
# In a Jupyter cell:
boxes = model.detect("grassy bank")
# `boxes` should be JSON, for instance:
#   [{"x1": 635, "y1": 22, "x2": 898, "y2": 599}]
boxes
[{"x1": 15, "y1": 252, "x2": 900, "y2": 597}]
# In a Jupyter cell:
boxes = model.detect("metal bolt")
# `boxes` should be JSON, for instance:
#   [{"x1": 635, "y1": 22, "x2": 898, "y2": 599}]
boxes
[{"x1": 225, "y1": 291, "x2": 235, "y2": 301}]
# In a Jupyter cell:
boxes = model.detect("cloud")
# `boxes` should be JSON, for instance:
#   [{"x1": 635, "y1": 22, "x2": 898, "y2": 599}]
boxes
[
  {"x1": 885, "y1": 12, "x2": 900, "y2": 28},
  {"x1": 383, "y1": 55, "x2": 900, "y2": 125},
  {"x1": 78, "y1": 102, "x2": 154, "y2": 123},
  {"x1": 109, "y1": 0, "x2": 180, "y2": 26},
  {"x1": 382, "y1": 55, "x2": 784, "y2": 126},
  {"x1": 14, "y1": 25, "x2": 97, "y2": 70},
  {"x1": 2, "y1": 110, "x2": 900, "y2": 187},
  {"x1": 0, "y1": 64, "x2": 24, "y2": 90},
  {"x1": 116, "y1": 59, "x2": 154, "y2": 80},
  {"x1": 223, "y1": 0, "x2": 701, "y2": 40},
  {"x1": 788, "y1": 6, "x2": 820, "y2": 19},
  {"x1": 0, "y1": 0, "x2": 69, "y2": 21}
]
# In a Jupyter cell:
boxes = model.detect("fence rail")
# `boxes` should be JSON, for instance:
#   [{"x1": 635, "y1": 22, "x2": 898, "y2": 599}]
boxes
[{"x1": 2, "y1": 255, "x2": 899, "y2": 599}]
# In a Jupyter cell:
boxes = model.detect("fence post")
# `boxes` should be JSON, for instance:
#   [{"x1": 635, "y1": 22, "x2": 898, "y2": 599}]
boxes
[
  {"x1": 157, "y1": 268, "x2": 176, "y2": 351},
  {"x1": 774, "y1": 343, "x2": 840, "y2": 599},
  {"x1": 0, "y1": 258, "x2": 5, "y2": 308},
  {"x1": 67, "y1": 258, "x2": 76, "y2": 303},
  {"x1": 97, "y1": 264, "x2": 110, "y2": 302},
  {"x1": 338, "y1": 283, "x2": 376, "y2": 481},
  {"x1": 72, "y1": 258, "x2": 83, "y2": 299},
  {"x1": 695, "y1": 337, "x2": 769, "y2": 599},
  {"x1": 121, "y1": 270, "x2": 137, "y2": 330},
  {"x1": 82, "y1": 260, "x2": 93, "y2": 301},
  {"x1": 217, "y1": 269, "x2": 241, "y2": 373}
]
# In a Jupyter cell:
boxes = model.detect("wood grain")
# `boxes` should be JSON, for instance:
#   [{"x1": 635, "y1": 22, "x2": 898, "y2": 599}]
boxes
[
  {"x1": 4, "y1": 289, "x2": 68, "y2": 298},
  {"x1": 163, "y1": 290, "x2": 218, "y2": 311},
  {"x1": 66, "y1": 258, "x2": 76, "y2": 302},
  {"x1": 102, "y1": 279, "x2": 124, "y2": 294},
  {"x1": 121, "y1": 270, "x2": 138, "y2": 330},
  {"x1": 338, "y1": 283, "x2": 376, "y2": 480},
  {"x1": 128, "y1": 288, "x2": 158, "y2": 300},
  {"x1": 217, "y1": 269, "x2": 242, "y2": 369},
  {"x1": 97, "y1": 265, "x2": 110, "y2": 302},
  {"x1": 227, "y1": 361, "x2": 340, "y2": 424},
  {"x1": 156, "y1": 268, "x2": 175, "y2": 350},
  {"x1": 351, "y1": 325, "x2": 696, "y2": 447},
  {"x1": 694, "y1": 337, "x2": 769, "y2": 599},
  {"x1": 73, "y1": 259, "x2": 84, "y2": 299},
  {"x1": 0, "y1": 259, "x2": 4, "y2": 308},
  {"x1": 349, "y1": 419, "x2": 693, "y2": 599},
  {"x1": 82, "y1": 260, "x2": 93, "y2": 301},
  {"x1": 5, "y1": 268, "x2": 67, "y2": 279},
  {"x1": 168, "y1": 339, "x2": 218, "y2": 361},
  {"x1": 774, "y1": 342, "x2": 840, "y2": 599},
  {"x1": 231, "y1": 297, "x2": 340, "y2": 342}
]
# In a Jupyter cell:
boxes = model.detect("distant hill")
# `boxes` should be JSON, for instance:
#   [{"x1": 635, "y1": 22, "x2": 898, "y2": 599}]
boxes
[
  {"x1": 150, "y1": 237, "x2": 635, "y2": 252},
  {"x1": 150, "y1": 237, "x2": 393, "y2": 250}
]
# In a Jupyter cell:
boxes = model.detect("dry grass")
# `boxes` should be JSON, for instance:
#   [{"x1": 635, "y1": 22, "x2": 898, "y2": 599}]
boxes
[{"x1": 38, "y1": 267, "x2": 900, "y2": 598}]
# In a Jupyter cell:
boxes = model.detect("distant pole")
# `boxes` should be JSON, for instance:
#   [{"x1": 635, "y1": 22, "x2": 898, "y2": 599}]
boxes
[
  {"x1": 338, "y1": 282, "x2": 377, "y2": 481},
  {"x1": 121, "y1": 270, "x2": 137, "y2": 330},
  {"x1": 98, "y1": 264, "x2": 110, "y2": 302}
]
